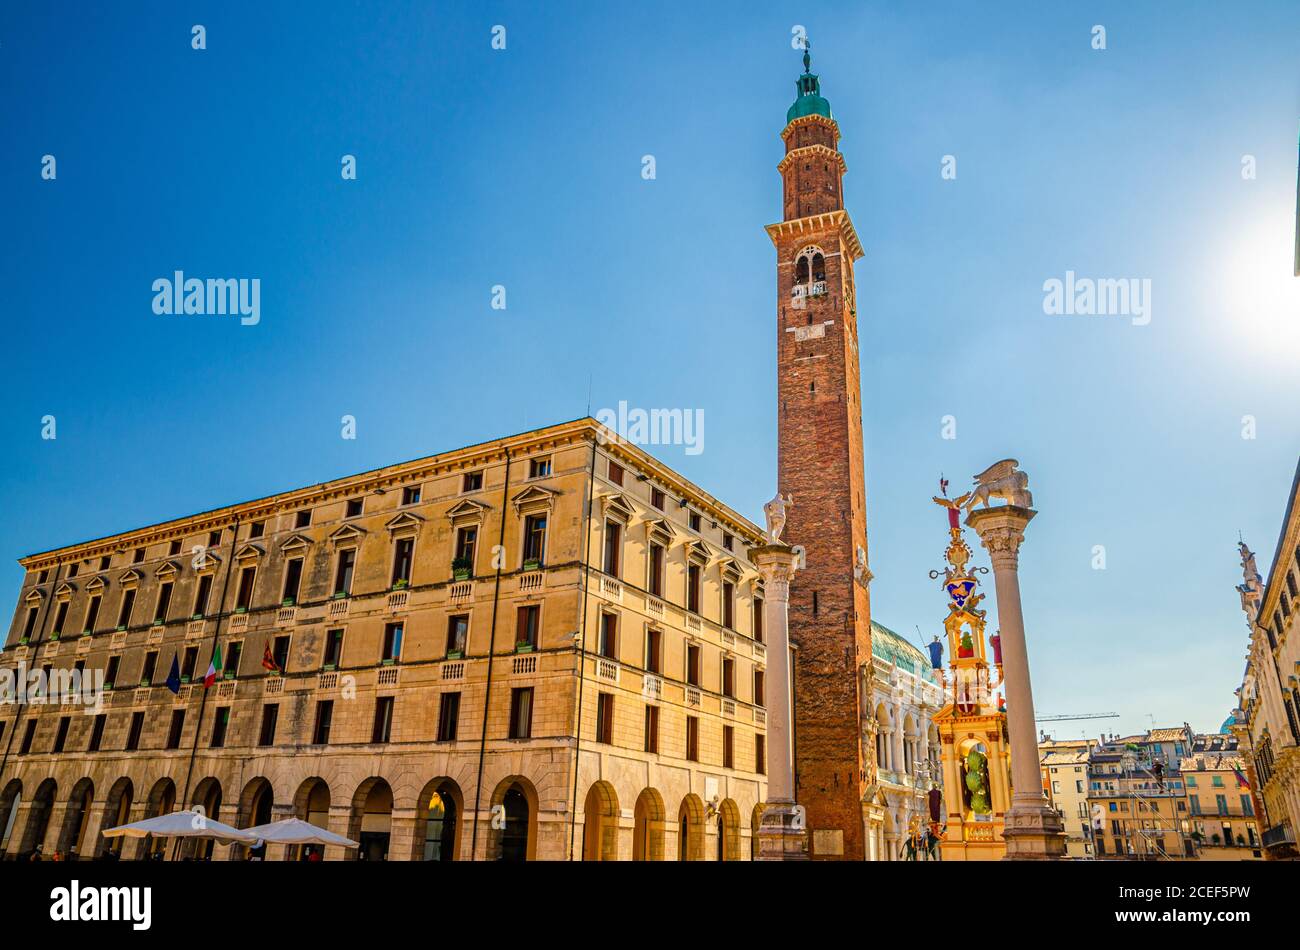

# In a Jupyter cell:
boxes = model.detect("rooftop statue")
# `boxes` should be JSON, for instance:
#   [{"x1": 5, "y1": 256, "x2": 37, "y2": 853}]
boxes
[
  {"x1": 763, "y1": 492, "x2": 793, "y2": 544},
  {"x1": 965, "y1": 459, "x2": 1033, "y2": 510}
]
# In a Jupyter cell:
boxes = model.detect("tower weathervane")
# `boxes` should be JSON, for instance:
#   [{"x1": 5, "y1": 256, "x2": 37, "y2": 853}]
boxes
[{"x1": 803, "y1": 41, "x2": 811, "y2": 74}]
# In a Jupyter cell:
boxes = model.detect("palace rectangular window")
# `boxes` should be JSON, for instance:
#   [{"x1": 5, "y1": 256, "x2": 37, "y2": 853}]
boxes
[
  {"x1": 648, "y1": 542, "x2": 665, "y2": 597},
  {"x1": 753, "y1": 669, "x2": 765, "y2": 707},
  {"x1": 258, "y1": 704, "x2": 279, "y2": 746},
  {"x1": 373, "y1": 695, "x2": 396, "y2": 742},
  {"x1": 723, "y1": 532, "x2": 733, "y2": 551},
  {"x1": 446, "y1": 615, "x2": 468, "y2": 656},
  {"x1": 84, "y1": 594, "x2": 102, "y2": 633},
  {"x1": 208, "y1": 531, "x2": 221, "y2": 548},
  {"x1": 723, "y1": 725, "x2": 734, "y2": 769},
  {"x1": 516, "y1": 605, "x2": 539, "y2": 649},
  {"x1": 21, "y1": 606, "x2": 38, "y2": 640},
  {"x1": 753, "y1": 597, "x2": 764, "y2": 642},
  {"x1": 154, "y1": 582, "x2": 173, "y2": 623},
  {"x1": 644, "y1": 705, "x2": 659, "y2": 754},
  {"x1": 382, "y1": 623, "x2": 403, "y2": 662},
  {"x1": 272, "y1": 635, "x2": 291, "y2": 672},
  {"x1": 52, "y1": 601, "x2": 69, "y2": 634},
  {"x1": 686, "y1": 716, "x2": 699, "y2": 762},
  {"x1": 169, "y1": 540, "x2": 182, "y2": 556},
  {"x1": 141, "y1": 650, "x2": 158, "y2": 685},
  {"x1": 650, "y1": 488, "x2": 665, "y2": 510},
  {"x1": 182, "y1": 646, "x2": 198, "y2": 680},
  {"x1": 722, "y1": 657, "x2": 735, "y2": 698},
  {"x1": 282, "y1": 558, "x2": 303, "y2": 603},
  {"x1": 438, "y1": 692, "x2": 461, "y2": 742},
  {"x1": 603, "y1": 520, "x2": 622, "y2": 577},
  {"x1": 334, "y1": 549, "x2": 355, "y2": 596},
  {"x1": 210, "y1": 707, "x2": 230, "y2": 748},
  {"x1": 529, "y1": 457, "x2": 551, "y2": 479},
  {"x1": 250, "y1": 521, "x2": 265, "y2": 539},
  {"x1": 645, "y1": 627, "x2": 662, "y2": 674},
  {"x1": 323, "y1": 629, "x2": 344, "y2": 668},
  {"x1": 101, "y1": 555, "x2": 113, "y2": 570},
  {"x1": 722, "y1": 581, "x2": 735, "y2": 629},
  {"x1": 522, "y1": 514, "x2": 547, "y2": 566},
  {"x1": 756, "y1": 734, "x2": 766, "y2": 774},
  {"x1": 88, "y1": 713, "x2": 106, "y2": 752},
  {"x1": 125, "y1": 712, "x2": 144, "y2": 751},
  {"x1": 224, "y1": 641, "x2": 243, "y2": 677},
  {"x1": 689, "y1": 512, "x2": 702, "y2": 532},
  {"x1": 607, "y1": 461, "x2": 624, "y2": 486},
  {"x1": 455, "y1": 525, "x2": 478, "y2": 571},
  {"x1": 392, "y1": 537, "x2": 414, "y2": 586},
  {"x1": 462, "y1": 471, "x2": 483, "y2": 492},
  {"x1": 313, "y1": 700, "x2": 333, "y2": 745},
  {"x1": 19, "y1": 719, "x2": 37, "y2": 754},
  {"x1": 295, "y1": 509, "x2": 311, "y2": 528},
  {"x1": 53, "y1": 716, "x2": 70, "y2": 753},
  {"x1": 402, "y1": 485, "x2": 421, "y2": 505},
  {"x1": 117, "y1": 588, "x2": 136, "y2": 628},
  {"x1": 235, "y1": 566, "x2": 257, "y2": 610},
  {"x1": 166, "y1": 709, "x2": 185, "y2": 750},
  {"x1": 133, "y1": 548, "x2": 145, "y2": 564},
  {"x1": 346, "y1": 498, "x2": 363, "y2": 518},
  {"x1": 596, "y1": 693, "x2": 614, "y2": 744},
  {"x1": 509, "y1": 687, "x2": 534, "y2": 739},
  {"x1": 193, "y1": 573, "x2": 213, "y2": 617},
  {"x1": 687, "y1": 564, "x2": 701, "y2": 614},
  {"x1": 686, "y1": 644, "x2": 701, "y2": 686},
  {"x1": 105, "y1": 655, "x2": 120, "y2": 687},
  {"x1": 599, "y1": 613, "x2": 617, "y2": 659}
]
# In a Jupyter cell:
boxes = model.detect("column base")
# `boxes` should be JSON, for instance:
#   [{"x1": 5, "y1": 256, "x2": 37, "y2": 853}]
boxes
[
  {"x1": 1001, "y1": 801, "x2": 1068, "y2": 860},
  {"x1": 755, "y1": 801, "x2": 809, "y2": 862}
]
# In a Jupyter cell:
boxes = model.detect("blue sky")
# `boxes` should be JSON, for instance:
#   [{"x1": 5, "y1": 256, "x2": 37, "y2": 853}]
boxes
[{"x1": 2, "y1": 1, "x2": 1298, "y2": 739}]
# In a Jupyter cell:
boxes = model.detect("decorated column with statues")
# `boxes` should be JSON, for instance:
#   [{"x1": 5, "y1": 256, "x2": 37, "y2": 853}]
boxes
[
  {"x1": 752, "y1": 493, "x2": 809, "y2": 860},
  {"x1": 963, "y1": 460, "x2": 1066, "y2": 860}
]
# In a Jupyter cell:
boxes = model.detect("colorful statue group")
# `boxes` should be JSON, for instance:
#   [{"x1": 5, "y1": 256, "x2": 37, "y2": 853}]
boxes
[{"x1": 963, "y1": 747, "x2": 993, "y2": 815}]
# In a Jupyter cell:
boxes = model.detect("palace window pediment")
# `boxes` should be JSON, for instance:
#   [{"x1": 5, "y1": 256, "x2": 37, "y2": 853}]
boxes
[
  {"x1": 279, "y1": 533, "x2": 314, "y2": 554},
  {"x1": 327, "y1": 524, "x2": 366, "y2": 546},
  {"x1": 154, "y1": 560, "x2": 180, "y2": 579},
  {"x1": 118, "y1": 568, "x2": 143, "y2": 588},
  {"x1": 24, "y1": 587, "x2": 45, "y2": 604},
  {"x1": 235, "y1": 543, "x2": 265, "y2": 562},
  {"x1": 512, "y1": 485, "x2": 557, "y2": 514},
  {"x1": 385, "y1": 512, "x2": 423, "y2": 537},
  {"x1": 446, "y1": 499, "x2": 491, "y2": 525},
  {"x1": 599, "y1": 491, "x2": 636, "y2": 524},
  {"x1": 85, "y1": 574, "x2": 108, "y2": 593},
  {"x1": 54, "y1": 582, "x2": 77, "y2": 600}
]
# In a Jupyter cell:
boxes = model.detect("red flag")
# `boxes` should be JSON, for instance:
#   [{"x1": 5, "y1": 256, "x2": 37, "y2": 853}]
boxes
[{"x1": 262, "y1": 642, "x2": 280, "y2": 673}]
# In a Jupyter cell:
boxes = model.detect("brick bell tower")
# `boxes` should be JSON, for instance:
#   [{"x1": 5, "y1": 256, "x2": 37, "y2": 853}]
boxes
[{"x1": 766, "y1": 46, "x2": 873, "y2": 860}]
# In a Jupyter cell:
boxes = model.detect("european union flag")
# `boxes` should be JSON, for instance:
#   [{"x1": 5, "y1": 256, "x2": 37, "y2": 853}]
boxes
[{"x1": 165, "y1": 654, "x2": 182, "y2": 694}]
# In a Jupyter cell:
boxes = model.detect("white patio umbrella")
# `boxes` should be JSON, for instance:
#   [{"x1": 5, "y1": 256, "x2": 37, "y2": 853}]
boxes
[
  {"x1": 241, "y1": 817, "x2": 359, "y2": 848},
  {"x1": 101, "y1": 809, "x2": 258, "y2": 846}
]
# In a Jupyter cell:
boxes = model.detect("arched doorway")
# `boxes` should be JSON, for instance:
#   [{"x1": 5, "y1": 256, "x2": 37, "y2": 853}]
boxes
[
  {"x1": 350, "y1": 778, "x2": 392, "y2": 861},
  {"x1": 291, "y1": 778, "x2": 330, "y2": 862},
  {"x1": 751, "y1": 803, "x2": 765, "y2": 860},
  {"x1": 143, "y1": 778, "x2": 176, "y2": 860},
  {"x1": 56, "y1": 778, "x2": 95, "y2": 859},
  {"x1": 99, "y1": 778, "x2": 133, "y2": 858},
  {"x1": 717, "y1": 799, "x2": 741, "y2": 861},
  {"x1": 0, "y1": 779, "x2": 22, "y2": 858},
  {"x1": 632, "y1": 788, "x2": 665, "y2": 861},
  {"x1": 490, "y1": 778, "x2": 535, "y2": 861},
  {"x1": 19, "y1": 778, "x2": 58, "y2": 857},
  {"x1": 237, "y1": 777, "x2": 274, "y2": 861},
  {"x1": 581, "y1": 781, "x2": 620, "y2": 861},
  {"x1": 416, "y1": 779, "x2": 462, "y2": 861},
  {"x1": 186, "y1": 778, "x2": 223, "y2": 860},
  {"x1": 677, "y1": 794, "x2": 704, "y2": 862}
]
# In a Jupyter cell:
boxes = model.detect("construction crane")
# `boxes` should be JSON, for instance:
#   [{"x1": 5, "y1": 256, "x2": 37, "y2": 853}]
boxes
[{"x1": 1035, "y1": 712, "x2": 1120, "y2": 722}]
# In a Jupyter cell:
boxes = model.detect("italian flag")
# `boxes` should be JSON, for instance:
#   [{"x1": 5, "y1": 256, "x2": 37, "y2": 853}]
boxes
[{"x1": 204, "y1": 644, "x2": 222, "y2": 688}]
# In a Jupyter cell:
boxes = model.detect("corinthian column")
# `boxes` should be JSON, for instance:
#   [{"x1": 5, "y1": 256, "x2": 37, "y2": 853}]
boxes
[
  {"x1": 751, "y1": 540, "x2": 809, "y2": 860},
  {"x1": 965, "y1": 502, "x2": 1066, "y2": 860}
]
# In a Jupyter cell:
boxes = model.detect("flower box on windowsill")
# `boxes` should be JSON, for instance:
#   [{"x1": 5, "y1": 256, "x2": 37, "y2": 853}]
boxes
[
  {"x1": 446, "y1": 650, "x2": 464, "y2": 660},
  {"x1": 222, "y1": 671, "x2": 237, "y2": 681},
  {"x1": 192, "y1": 614, "x2": 204, "y2": 621},
  {"x1": 104, "y1": 682, "x2": 114, "y2": 691},
  {"x1": 322, "y1": 663, "x2": 336, "y2": 672},
  {"x1": 50, "y1": 632, "x2": 62, "y2": 641},
  {"x1": 333, "y1": 591, "x2": 348, "y2": 600},
  {"x1": 235, "y1": 607, "x2": 248, "y2": 614},
  {"x1": 115, "y1": 625, "x2": 126, "y2": 632},
  {"x1": 180, "y1": 676, "x2": 191, "y2": 684},
  {"x1": 81, "y1": 631, "x2": 92, "y2": 639},
  {"x1": 19, "y1": 637, "x2": 30, "y2": 645},
  {"x1": 515, "y1": 642, "x2": 534, "y2": 654},
  {"x1": 381, "y1": 658, "x2": 397, "y2": 666},
  {"x1": 452, "y1": 568, "x2": 471, "y2": 581},
  {"x1": 139, "y1": 680, "x2": 150, "y2": 687},
  {"x1": 282, "y1": 598, "x2": 296, "y2": 607},
  {"x1": 391, "y1": 579, "x2": 408, "y2": 591},
  {"x1": 152, "y1": 620, "x2": 164, "y2": 627},
  {"x1": 522, "y1": 559, "x2": 541, "y2": 572}
]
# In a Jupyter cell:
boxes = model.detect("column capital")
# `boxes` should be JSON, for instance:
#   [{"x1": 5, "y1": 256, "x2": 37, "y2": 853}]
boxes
[
  {"x1": 750, "y1": 543, "x2": 802, "y2": 602},
  {"x1": 965, "y1": 506, "x2": 1035, "y2": 568}
]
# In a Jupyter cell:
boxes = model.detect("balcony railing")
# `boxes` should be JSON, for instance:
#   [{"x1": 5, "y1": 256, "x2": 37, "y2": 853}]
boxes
[{"x1": 1262, "y1": 823, "x2": 1296, "y2": 848}]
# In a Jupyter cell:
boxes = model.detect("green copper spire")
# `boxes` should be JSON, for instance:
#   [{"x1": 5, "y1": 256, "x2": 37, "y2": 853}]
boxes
[{"x1": 787, "y1": 41, "x2": 831, "y2": 124}]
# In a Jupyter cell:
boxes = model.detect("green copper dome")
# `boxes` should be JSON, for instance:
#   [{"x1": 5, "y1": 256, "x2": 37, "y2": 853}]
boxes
[{"x1": 786, "y1": 45, "x2": 831, "y2": 123}]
